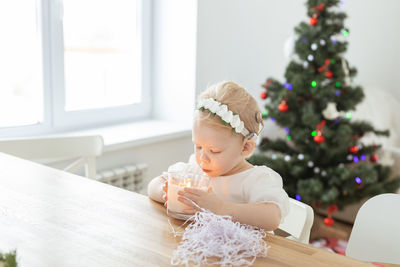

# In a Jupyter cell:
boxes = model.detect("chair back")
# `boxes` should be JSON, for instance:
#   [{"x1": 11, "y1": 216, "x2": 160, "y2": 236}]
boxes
[
  {"x1": 0, "y1": 135, "x2": 104, "y2": 179},
  {"x1": 346, "y1": 193, "x2": 400, "y2": 264},
  {"x1": 277, "y1": 198, "x2": 314, "y2": 244}
]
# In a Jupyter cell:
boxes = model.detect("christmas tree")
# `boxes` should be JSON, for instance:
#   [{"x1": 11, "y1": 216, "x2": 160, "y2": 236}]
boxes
[{"x1": 249, "y1": 0, "x2": 400, "y2": 217}]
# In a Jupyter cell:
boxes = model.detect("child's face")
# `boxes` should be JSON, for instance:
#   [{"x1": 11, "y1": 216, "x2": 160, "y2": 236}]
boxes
[{"x1": 192, "y1": 119, "x2": 247, "y2": 177}]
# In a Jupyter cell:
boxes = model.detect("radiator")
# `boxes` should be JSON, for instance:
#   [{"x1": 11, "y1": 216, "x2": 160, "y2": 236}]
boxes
[{"x1": 96, "y1": 163, "x2": 148, "y2": 193}]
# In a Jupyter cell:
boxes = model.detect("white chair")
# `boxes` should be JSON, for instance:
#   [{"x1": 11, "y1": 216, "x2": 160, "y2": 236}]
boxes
[
  {"x1": 0, "y1": 135, "x2": 104, "y2": 179},
  {"x1": 346, "y1": 193, "x2": 400, "y2": 265},
  {"x1": 277, "y1": 198, "x2": 314, "y2": 244}
]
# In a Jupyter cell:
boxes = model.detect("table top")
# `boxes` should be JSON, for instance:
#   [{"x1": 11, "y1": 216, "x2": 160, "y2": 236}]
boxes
[{"x1": 0, "y1": 152, "x2": 370, "y2": 267}]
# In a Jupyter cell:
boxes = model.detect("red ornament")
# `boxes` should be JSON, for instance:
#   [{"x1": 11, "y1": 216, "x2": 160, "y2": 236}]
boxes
[
  {"x1": 325, "y1": 71, "x2": 333, "y2": 79},
  {"x1": 316, "y1": 120, "x2": 326, "y2": 129},
  {"x1": 278, "y1": 101, "x2": 289, "y2": 112},
  {"x1": 349, "y1": 146, "x2": 359, "y2": 154},
  {"x1": 260, "y1": 91, "x2": 268, "y2": 99},
  {"x1": 314, "y1": 134, "x2": 325, "y2": 144},
  {"x1": 267, "y1": 79, "x2": 273, "y2": 84},
  {"x1": 324, "y1": 204, "x2": 337, "y2": 227},
  {"x1": 318, "y1": 59, "x2": 331, "y2": 73},
  {"x1": 313, "y1": 121, "x2": 326, "y2": 144},
  {"x1": 327, "y1": 204, "x2": 338, "y2": 214},
  {"x1": 370, "y1": 154, "x2": 378, "y2": 162},
  {"x1": 312, "y1": 3, "x2": 325, "y2": 12},
  {"x1": 323, "y1": 217, "x2": 334, "y2": 226},
  {"x1": 309, "y1": 17, "x2": 318, "y2": 26}
]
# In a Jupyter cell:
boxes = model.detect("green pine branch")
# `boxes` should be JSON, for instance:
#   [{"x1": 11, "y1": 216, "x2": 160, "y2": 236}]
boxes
[{"x1": 0, "y1": 250, "x2": 17, "y2": 267}]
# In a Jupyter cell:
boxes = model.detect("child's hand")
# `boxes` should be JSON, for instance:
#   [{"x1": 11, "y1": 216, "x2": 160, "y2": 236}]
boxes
[
  {"x1": 177, "y1": 187, "x2": 225, "y2": 215},
  {"x1": 162, "y1": 180, "x2": 168, "y2": 207}
]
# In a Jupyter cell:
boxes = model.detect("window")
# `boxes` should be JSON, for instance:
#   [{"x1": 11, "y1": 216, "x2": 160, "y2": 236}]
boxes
[
  {"x1": 0, "y1": 1, "x2": 44, "y2": 128},
  {"x1": 0, "y1": 0, "x2": 151, "y2": 137},
  {"x1": 63, "y1": 0, "x2": 142, "y2": 111}
]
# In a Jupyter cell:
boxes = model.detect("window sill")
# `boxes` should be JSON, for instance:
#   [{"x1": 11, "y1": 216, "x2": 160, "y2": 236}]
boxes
[{"x1": 64, "y1": 119, "x2": 192, "y2": 152}]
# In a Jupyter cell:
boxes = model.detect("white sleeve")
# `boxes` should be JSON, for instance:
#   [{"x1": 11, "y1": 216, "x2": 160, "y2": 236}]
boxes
[{"x1": 244, "y1": 168, "x2": 290, "y2": 223}]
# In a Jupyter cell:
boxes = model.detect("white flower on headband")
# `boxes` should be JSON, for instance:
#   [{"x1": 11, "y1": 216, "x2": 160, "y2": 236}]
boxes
[
  {"x1": 230, "y1": 115, "x2": 241, "y2": 128},
  {"x1": 216, "y1": 104, "x2": 228, "y2": 117},
  {"x1": 209, "y1": 101, "x2": 220, "y2": 113},
  {"x1": 202, "y1": 99, "x2": 213, "y2": 110},
  {"x1": 197, "y1": 98, "x2": 251, "y2": 136},
  {"x1": 236, "y1": 121, "x2": 245, "y2": 133},
  {"x1": 221, "y1": 110, "x2": 233, "y2": 124}
]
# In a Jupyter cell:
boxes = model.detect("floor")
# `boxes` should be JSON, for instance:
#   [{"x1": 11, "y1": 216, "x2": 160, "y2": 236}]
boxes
[{"x1": 311, "y1": 214, "x2": 352, "y2": 241}]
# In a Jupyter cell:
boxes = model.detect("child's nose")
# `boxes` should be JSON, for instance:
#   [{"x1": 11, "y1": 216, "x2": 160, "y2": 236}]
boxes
[{"x1": 199, "y1": 151, "x2": 210, "y2": 162}]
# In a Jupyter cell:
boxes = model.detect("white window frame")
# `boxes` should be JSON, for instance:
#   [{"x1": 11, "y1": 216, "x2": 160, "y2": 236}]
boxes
[{"x1": 0, "y1": 0, "x2": 152, "y2": 138}]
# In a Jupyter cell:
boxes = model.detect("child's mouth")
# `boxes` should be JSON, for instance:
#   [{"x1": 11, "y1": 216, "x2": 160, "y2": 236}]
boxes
[{"x1": 202, "y1": 169, "x2": 211, "y2": 173}]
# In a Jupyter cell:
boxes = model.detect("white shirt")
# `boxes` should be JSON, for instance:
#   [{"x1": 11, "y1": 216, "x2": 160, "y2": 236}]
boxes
[{"x1": 167, "y1": 154, "x2": 290, "y2": 222}]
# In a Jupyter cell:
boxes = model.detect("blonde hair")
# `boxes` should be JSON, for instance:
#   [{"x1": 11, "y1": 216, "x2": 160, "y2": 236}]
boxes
[{"x1": 196, "y1": 81, "x2": 264, "y2": 138}]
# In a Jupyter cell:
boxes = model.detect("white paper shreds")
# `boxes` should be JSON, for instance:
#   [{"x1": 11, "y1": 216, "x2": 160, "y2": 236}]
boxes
[{"x1": 170, "y1": 211, "x2": 269, "y2": 267}]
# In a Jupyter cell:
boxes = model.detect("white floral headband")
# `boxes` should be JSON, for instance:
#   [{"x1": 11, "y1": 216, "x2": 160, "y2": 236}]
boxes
[{"x1": 197, "y1": 98, "x2": 255, "y2": 138}]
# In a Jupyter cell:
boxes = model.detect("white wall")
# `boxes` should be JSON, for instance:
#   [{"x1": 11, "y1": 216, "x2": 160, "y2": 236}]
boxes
[
  {"x1": 195, "y1": 0, "x2": 400, "y2": 145},
  {"x1": 343, "y1": 0, "x2": 400, "y2": 101},
  {"x1": 196, "y1": 0, "x2": 304, "y2": 93}
]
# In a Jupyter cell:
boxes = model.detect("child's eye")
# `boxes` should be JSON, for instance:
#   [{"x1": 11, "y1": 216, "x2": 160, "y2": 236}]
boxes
[{"x1": 210, "y1": 150, "x2": 221, "y2": 154}]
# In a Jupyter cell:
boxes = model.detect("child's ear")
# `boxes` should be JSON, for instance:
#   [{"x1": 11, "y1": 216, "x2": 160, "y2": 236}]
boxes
[{"x1": 241, "y1": 139, "x2": 256, "y2": 157}]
